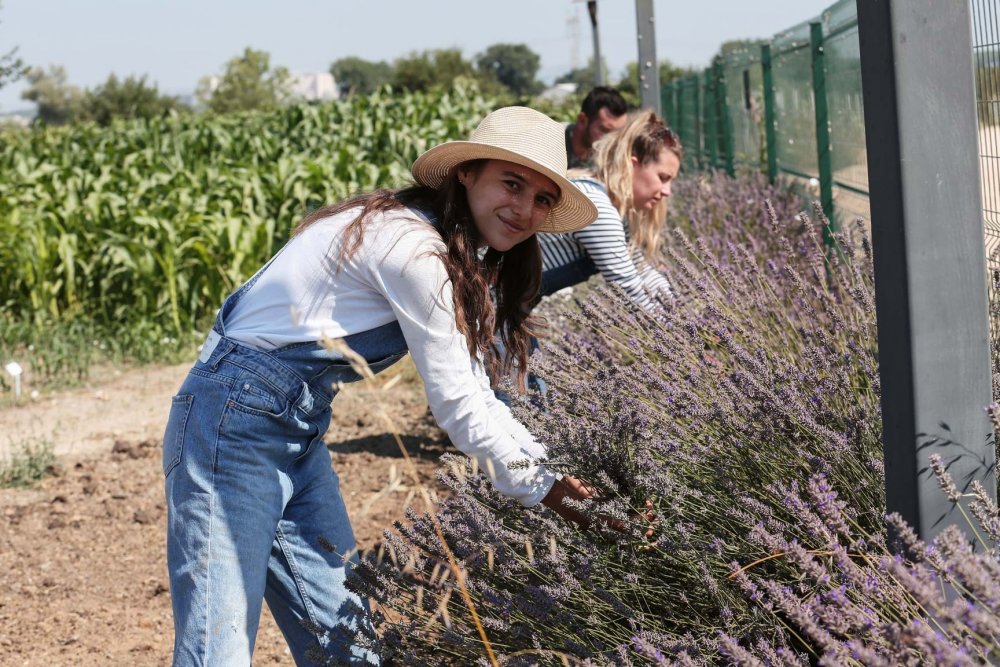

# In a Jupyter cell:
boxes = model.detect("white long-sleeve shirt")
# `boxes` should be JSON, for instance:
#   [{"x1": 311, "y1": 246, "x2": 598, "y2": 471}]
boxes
[
  {"x1": 539, "y1": 179, "x2": 672, "y2": 308},
  {"x1": 224, "y1": 207, "x2": 555, "y2": 507}
]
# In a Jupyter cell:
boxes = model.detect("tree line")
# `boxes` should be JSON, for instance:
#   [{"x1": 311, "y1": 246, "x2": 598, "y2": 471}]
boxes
[{"x1": 4, "y1": 36, "x2": 692, "y2": 128}]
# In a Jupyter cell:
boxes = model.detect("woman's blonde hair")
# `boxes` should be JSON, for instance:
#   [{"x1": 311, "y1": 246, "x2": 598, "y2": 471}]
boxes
[{"x1": 585, "y1": 110, "x2": 682, "y2": 260}]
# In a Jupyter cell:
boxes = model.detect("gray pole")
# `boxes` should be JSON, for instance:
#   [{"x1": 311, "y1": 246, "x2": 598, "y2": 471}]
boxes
[
  {"x1": 635, "y1": 0, "x2": 660, "y2": 114},
  {"x1": 587, "y1": 1, "x2": 603, "y2": 86},
  {"x1": 857, "y1": 0, "x2": 995, "y2": 541}
]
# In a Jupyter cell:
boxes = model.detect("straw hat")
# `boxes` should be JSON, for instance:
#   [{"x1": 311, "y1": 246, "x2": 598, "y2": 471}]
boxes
[{"x1": 411, "y1": 106, "x2": 598, "y2": 234}]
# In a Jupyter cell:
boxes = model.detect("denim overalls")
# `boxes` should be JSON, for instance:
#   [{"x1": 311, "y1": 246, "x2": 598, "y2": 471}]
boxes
[{"x1": 163, "y1": 249, "x2": 407, "y2": 665}]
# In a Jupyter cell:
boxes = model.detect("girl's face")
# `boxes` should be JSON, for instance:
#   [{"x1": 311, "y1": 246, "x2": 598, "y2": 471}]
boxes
[
  {"x1": 631, "y1": 148, "x2": 681, "y2": 210},
  {"x1": 459, "y1": 159, "x2": 559, "y2": 252}
]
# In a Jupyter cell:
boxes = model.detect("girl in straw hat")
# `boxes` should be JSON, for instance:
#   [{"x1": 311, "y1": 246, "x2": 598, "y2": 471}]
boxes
[
  {"x1": 538, "y1": 109, "x2": 682, "y2": 308},
  {"x1": 162, "y1": 106, "x2": 599, "y2": 666}
]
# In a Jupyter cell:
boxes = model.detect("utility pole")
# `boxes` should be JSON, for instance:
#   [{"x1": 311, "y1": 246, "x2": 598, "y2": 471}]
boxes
[
  {"x1": 635, "y1": 0, "x2": 660, "y2": 113},
  {"x1": 567, "y1": 8, "x2": 581, "y2": 71},
  {"x1": 587, "y1": 1, "x2": 603, "y2": 86}
]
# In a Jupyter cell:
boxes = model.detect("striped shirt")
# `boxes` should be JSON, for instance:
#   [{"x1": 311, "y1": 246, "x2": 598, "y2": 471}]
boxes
[{"x1": 539, "y1": 179, "x2": 672, "y2": 308}]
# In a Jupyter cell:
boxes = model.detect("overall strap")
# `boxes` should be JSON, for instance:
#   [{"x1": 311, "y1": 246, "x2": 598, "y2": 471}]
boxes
[{"x1": 212, "y1": 228, "x2": 306, "y2": 337}]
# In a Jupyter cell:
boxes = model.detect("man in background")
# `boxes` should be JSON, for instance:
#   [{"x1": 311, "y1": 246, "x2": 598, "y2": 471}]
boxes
[{"x1": 565, "y1": 86, "x2": 628, "y2": 169}]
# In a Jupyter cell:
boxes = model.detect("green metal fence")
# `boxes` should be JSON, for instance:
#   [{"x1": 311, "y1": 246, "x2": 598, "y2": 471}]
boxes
[
  {"x1": 972, "y1": 0, "x2": 1000, "y2": 350},
  {"x1": 974, "y1": 0, "x2": 1000, "y2": 267},
  {"x1": 663, "y1": 0, "x2": 997, "y2": 235}
]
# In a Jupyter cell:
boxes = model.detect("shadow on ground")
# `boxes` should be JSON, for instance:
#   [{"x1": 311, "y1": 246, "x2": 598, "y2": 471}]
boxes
[{"x1": 327, "y1": 432, "x2": 453, "y2": 460}]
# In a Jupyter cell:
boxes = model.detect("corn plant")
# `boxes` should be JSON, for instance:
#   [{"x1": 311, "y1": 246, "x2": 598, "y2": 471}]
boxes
[{"x1": 0, "y1": 85, "x2": 497, "y2": 381}]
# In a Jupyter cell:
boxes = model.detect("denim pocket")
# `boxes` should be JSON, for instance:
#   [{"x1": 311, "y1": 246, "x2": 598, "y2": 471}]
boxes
[
  {"x1": 230, "y1": 377, "x2": 287, "y2": 417},
  {"x1": 162, "y1": 394, "x2": 194, "y2": 477}
]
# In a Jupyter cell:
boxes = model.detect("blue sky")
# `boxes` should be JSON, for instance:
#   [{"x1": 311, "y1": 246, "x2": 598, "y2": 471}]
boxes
[{"x1": 0, "y1": 0, "x2": 838, "y2": 111}]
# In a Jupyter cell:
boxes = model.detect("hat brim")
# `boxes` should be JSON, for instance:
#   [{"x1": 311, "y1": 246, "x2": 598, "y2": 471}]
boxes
[{"x1": 411, "y1": 141, "x2": 598, "y2": 234}]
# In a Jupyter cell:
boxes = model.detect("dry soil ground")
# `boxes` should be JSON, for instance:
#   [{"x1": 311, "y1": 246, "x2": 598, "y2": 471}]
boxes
[{"x1": 0, "y1": 356, "x2": 449, "y2": 666}]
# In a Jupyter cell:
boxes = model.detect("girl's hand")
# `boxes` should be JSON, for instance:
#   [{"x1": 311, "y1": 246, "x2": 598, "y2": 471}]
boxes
[
  {"x1": 542, "y1": 476, "x2": 657, "y2": 537},
  {"x1": 541, "y1": 474, "x2": 597, "y2": 527}
]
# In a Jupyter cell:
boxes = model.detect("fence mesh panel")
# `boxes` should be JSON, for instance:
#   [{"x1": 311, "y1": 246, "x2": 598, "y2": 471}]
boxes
[
  {"x1": 771, "y1": 21, "x2": 818, "y2": 198},
  {"x1": 971, "y1": 0, "x2": 1000, "y2": 355},
  {"x1": 676, "y1": 76, "x2": 702, "y2": 172},
  {"x1": 669, "y1": 0, "x2": 994, "y2": 322},
  {"x1": 721, "y1": 45, "x2": 766, "y2": 172},
  {"x1": 823, "y1": 1, "x2": 869, "y2": 225}
]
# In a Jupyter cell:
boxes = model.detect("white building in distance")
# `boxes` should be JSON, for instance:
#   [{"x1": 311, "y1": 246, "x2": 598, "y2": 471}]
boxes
[
  {"x1": 537, "y1": 82, "x2": 579, "y2": 105},
  {"x1": 201, "y1": 72, "x2": 339, "y2": 102},
  {"x1": 289, "y1": 72, "x2": 339, "y2": 101}
]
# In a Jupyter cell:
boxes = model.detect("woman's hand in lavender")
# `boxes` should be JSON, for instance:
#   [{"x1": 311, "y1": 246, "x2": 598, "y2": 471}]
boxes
[{"x1": 542, "y1": 476, "x2": 656, "y2": 537}]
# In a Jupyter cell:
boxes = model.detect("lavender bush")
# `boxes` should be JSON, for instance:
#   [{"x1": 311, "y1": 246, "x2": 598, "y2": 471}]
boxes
[
  {"x1": 347, "y1": 175, "x2": 888, "y2": 664},
  {"x1": 665, "y1": 170, "x2": 804, "y2": 259},
  {"x1": 721, "y1": 456, "x2": 1000, "y2": 666}
]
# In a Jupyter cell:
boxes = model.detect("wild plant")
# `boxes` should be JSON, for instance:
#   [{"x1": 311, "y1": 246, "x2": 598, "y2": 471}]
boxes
[{"x1": 0, "y1": 434, "x2": 55, "y2": 488}]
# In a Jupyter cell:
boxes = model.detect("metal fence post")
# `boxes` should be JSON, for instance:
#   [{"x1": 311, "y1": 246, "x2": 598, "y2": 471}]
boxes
[
  {"x1": 663, "y1": 81, "x2": 674, "y2": 127},
  {"x1": 857, "y1": 0, "x2": 995, "y2": 542},
  {"x1": 665, "y1": 81, "x2": 674, "y2": 126},
  {"x1": 704, "y1": 70, "x2": 718, "y2": 170},
  {"x1": 672, "y1": 82, "x2": 680, "y2": 132},
  {"x1": 676, "y1": 79, "x2": 686, "y2": 156},
  {"x1": 693, "y1": 75, "x2": 704, "y2": 170},
  {"x1": 715, "y1": 62, "x2": 736, "y2": 176},
  {"x1": 810, "y1": 21, "x2": 836, "y2": 234},
  {"x1": 761, "y1": 43, "x2": 779, "y2": 185}
]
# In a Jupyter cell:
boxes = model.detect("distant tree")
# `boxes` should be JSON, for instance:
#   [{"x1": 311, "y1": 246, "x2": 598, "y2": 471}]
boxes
[
  {"x1": 475, "y1": 43, "x2": 542, "y2": 97},
  {"x1": 392, "y1": 48, "x2": 476, "y2": 92},
  {"x1": 0, "y1": 2, "x2": 25, "y2": 91},
  {"x1": 20, "y1": 65, "x2": 84, "y2": 124},
  {"x1": 616, "y1": 60, "x2": 691, "y2": 101},
  {"x1": 79, "y1": 74, "x2": 185, "y2": 125},
  {"x1": 392, "y1": 49, "x2": 446, "y2": 91},
  {"x1": 197, "y1": 47, "x2": 291, "y2": 114},
  {"x1": 555, "y1": 57, "x2": 610, "y2": 89},
  {"x1": 330, "y1": 56, "x2": 392, "y2": 95},
  {"x1": 391, "y1": 52, "x2": 434, "y2": 92}
]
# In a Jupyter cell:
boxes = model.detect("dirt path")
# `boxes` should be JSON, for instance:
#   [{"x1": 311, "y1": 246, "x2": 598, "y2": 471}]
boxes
[
  {"x1": 0, "y1": 362, "x2": 191, "y2": 461},
  {"x1": 0, "y1": 356, "x2": 447, "y2": 666}
]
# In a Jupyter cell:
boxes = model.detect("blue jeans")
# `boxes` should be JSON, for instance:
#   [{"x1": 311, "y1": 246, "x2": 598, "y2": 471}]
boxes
[{"x1": 164, "y1": 331, "x2": 388, "y2": 666}]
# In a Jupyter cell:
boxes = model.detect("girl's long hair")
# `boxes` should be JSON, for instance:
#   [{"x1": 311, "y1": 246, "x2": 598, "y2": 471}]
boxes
[
  {"x1": 586, "y1": 109, "x2": 682, "y2": 261},
  {"x1": 294, "y1": 160, "x2": 541, "y2": 392}
]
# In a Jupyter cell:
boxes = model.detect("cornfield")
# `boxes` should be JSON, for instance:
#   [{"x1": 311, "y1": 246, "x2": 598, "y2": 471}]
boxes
[{"x1": 0, "y1": 86, "x2": 497, "y2": 376}]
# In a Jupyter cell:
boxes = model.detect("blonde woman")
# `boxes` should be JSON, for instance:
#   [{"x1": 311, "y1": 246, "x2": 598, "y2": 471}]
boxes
[{"x1": 539, "y1": 110, "x2": 681, "y2": 307}]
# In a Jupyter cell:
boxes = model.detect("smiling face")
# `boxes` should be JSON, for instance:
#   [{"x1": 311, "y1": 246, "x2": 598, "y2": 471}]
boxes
[
  {"x1": 458, "y1": 159, "x2": 560, "y2": 252},
  {"x1": 631, "y1": 148, "x2": 681, "y2": 210}
]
